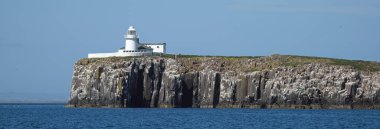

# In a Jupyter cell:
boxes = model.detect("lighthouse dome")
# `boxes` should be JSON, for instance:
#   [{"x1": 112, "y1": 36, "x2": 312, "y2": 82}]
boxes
[{"x1": 128, "y1": 26, "x2": 135, "y2": 30}]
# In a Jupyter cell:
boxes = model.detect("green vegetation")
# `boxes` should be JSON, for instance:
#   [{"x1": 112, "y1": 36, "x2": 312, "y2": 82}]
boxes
[
  {"x1": 76, "y1": 56, "x2": 135, "y2": 65},
  {"x1": 274, "y1": 54, "x2": 380, "y2": 72},
  {"x1": 75, "y1": 54, "x2": 380, "y2": 72},
  {"x1": 162, "y1": 54, "x2": 261, "y2": 59},
  {"x1": 328, "y1": 59, "x2": 380, "y2": 72}
]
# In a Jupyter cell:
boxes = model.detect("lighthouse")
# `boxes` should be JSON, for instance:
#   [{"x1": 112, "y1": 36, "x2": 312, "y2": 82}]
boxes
[
  {"x1": 88, "y1": 25, "x2": 166, "y2": 58},
  {"x1": 124, "y1": 26, "x2": 139, "y2": 51}
]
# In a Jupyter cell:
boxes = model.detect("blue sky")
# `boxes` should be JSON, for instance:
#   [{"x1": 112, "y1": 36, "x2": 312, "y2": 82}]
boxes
[{"x1": 0, "y1": 0, "x2": 379, "y2": 102}]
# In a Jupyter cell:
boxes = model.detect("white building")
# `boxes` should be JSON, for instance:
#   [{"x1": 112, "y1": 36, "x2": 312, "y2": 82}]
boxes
[{"x1": 88, "y1": 26, "x2": 166, "y2": 58}]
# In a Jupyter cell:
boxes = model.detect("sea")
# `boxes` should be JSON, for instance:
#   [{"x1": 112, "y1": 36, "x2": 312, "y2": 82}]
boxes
[{"x1": 1, "y1": 104, "x2": 380, "y2": 129}]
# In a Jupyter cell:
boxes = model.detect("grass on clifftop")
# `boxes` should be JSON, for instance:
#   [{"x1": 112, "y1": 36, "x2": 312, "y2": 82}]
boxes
[
  {"x1": 76, "y1": 54, "x2": 380, "y2": 72},
  {"x1": 274, "y1": 55, "x2": 380, "y2": 72},
  {"x1": 328, "y1": 59, "x2": 380, "y2": 72},
  {"x1": 76, "y1": 57, "x2": 133, "y2": 65},
  {"x1": 161, "y1": 54, "x2": 262, "y2": 59},
  {"x1": 167, "y1": 54, "x2": 380, "y2": 72}
]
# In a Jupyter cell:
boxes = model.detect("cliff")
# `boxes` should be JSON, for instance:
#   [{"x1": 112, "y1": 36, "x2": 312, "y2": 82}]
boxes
[{"x1": 67, "y1": 55, "x2": 380, "y2": 109}]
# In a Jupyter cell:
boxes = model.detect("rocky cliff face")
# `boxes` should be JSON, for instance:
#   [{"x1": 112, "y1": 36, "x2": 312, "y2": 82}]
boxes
[{"x1": 67, "y1": 55, "x2": 380, "y2": 109}]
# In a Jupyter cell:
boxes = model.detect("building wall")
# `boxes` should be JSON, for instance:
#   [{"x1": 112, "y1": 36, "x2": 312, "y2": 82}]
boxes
[
  {"x1": 125, "y1": 38, "x2": 138, "y2": 51},
  {"x1": 145, "y1": 44, "x2": 166, "y2": 53},
  {"x1": 88, "y1": 51, "x2": 153, "y2": 58}
]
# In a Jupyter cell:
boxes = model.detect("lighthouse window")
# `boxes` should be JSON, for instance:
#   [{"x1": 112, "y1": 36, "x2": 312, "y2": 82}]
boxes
[
  {"x1": 157, "y1": 46, "x2": 159, "y2": 48},
  {"x1": 128, "y1": 31, "x2": 135, "y2": 35}
]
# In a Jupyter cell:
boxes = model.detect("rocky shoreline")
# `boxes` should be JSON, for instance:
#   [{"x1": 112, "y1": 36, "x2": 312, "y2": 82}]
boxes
[{"x1": 67, "y1": 55, "x2": 380, "y2": 109}]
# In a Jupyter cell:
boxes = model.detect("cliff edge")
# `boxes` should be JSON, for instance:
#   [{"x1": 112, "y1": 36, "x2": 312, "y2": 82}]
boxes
[{"x1": 67, "y1": 55, "x2": 380, "y2": 109}]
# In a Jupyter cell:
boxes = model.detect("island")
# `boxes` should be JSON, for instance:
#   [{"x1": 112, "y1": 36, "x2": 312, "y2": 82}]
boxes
[{"x1": 67, "y1": 54, "x2": 380, "y2": 109}]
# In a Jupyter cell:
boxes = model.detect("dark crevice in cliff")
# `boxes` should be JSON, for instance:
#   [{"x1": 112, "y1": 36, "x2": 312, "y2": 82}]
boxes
[
  {"x1": 231, "y1": 83, "x2": 237, "y2": 103},
  {"x1": 180, "y1": 73, "x2": 196, "y2": 107},
  {"x1": 213, "y1": 73, "x2": 221, "y2": 108},
  {"x1": 135, "y1": 67, "x2": 145, "y2": 107},
  {"x1": 256, "y1": 75, "x2": 262, "y2": 100},
  {"x1": 126, "y1": 63, "x2": 144, "y2": 107},
  {"x1": 341, "y1": 78, "x2": 347, "y2": 90}
]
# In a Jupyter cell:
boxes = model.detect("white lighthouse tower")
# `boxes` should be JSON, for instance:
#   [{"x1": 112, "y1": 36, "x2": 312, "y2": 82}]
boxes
[
  {"x1": 124, "y1": 26, "x2": 139, "y2": 51},
  {"x1": 87, "y1": 25, "x2": 166, "y2": 58}
]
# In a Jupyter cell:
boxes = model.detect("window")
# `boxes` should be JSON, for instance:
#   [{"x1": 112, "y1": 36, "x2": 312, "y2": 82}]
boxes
[
  {"x1": 128, "y1": 31, "x2": 135, "y2": 35},
  {"x1": 157, "y1": 46, "x2": 159, "y2": 48}
]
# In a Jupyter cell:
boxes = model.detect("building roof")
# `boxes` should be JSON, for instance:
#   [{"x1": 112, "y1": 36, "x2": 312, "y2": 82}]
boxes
[
  {"x1": 119, "y1": 46, "x2": 153, "y2": 50},
  {"x1": 142, "y1": 43, "x2": 166, "y2": 45},
  {"x1": 128, "y1": 26, "x2": 135, "y2": 31},
  {"x1": 138, "y1": 46, "x2": 153, "y2": 50}
]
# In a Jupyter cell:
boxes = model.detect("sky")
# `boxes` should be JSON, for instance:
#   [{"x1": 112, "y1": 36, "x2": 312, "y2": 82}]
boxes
[{"x1": 0, "y1": 0, "x2": 379, "y2": 102}]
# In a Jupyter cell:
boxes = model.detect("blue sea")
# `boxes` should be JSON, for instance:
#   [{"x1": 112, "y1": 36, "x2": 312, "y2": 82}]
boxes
[{"x1": 1, "y1": 104, "x2": 380, "y2": 129}]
